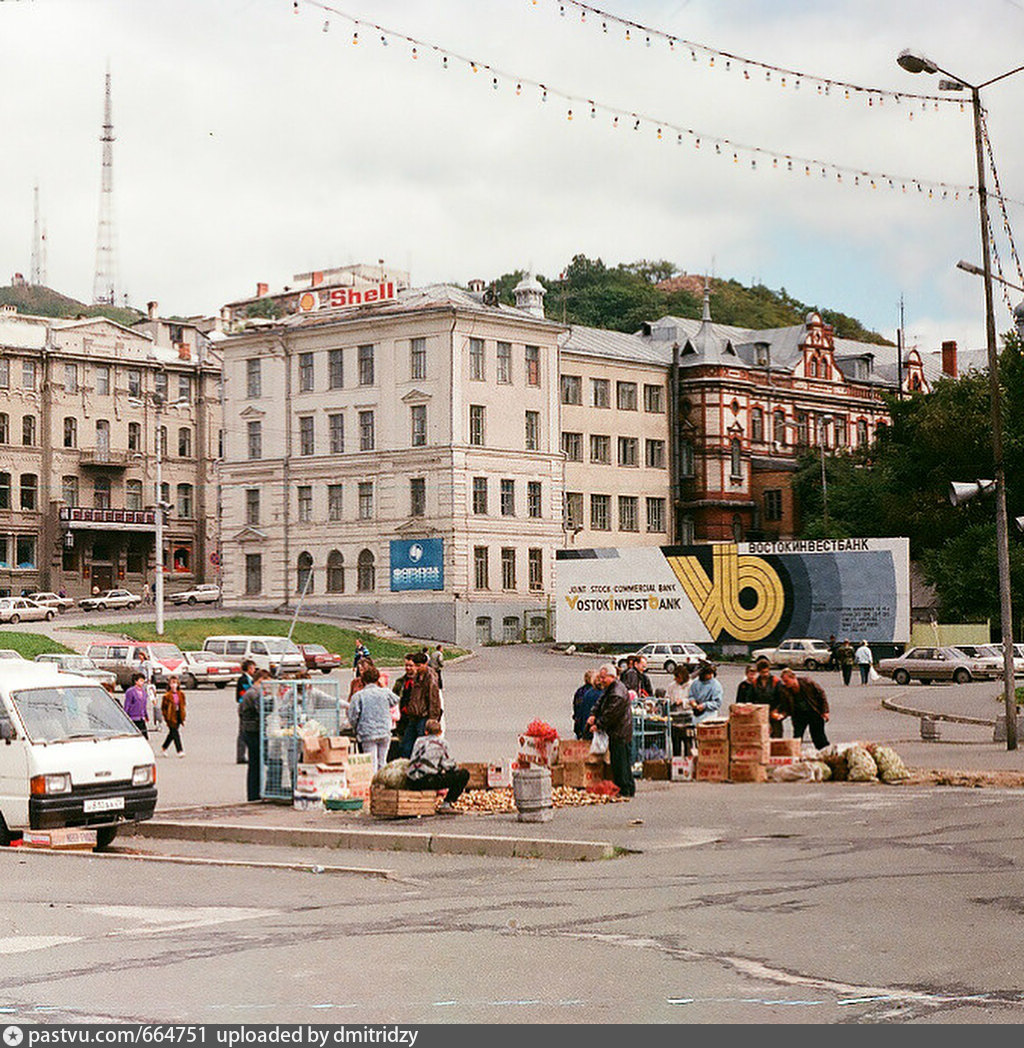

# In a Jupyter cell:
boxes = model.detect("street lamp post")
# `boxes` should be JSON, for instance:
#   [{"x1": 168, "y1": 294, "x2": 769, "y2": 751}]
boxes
[
  {"x1": 819, "y1": 414, "x2": 833, "y2": 531},
  {"x1": 898, "y1": 50, "x2": 1024, "y2": 749},
  {"x1": 154, "y1": 408, "x2": 165, "y2": 637}
]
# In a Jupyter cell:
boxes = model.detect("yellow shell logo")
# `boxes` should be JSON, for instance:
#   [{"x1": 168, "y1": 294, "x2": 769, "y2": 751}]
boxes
[{"x1": 298, "y1": 290, "x2": 319, "y2": 312}]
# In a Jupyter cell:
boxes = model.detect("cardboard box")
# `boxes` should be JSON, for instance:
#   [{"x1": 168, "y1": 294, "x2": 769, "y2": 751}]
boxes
[
  {"x1": 728, "y1": 703, "x2": 770, "y2": 724},
  {"x1": 295, "y1": 762, "x2": 321, "y2": 796},
  {"x1": 770, "y1": 738, "x2": 803, "y2": 758},
  {"x1": 643, "y1": 759, "x2": 670, "y2": 781},
  {"x1": 696, "y1": 719, "x2": 729, "y2": 742},
  {"x1": 347, "y1": 782, "x2": 371, "y2": 800},
  {"x1": 730, "y1": 761, "x2": 768, "y2": 783},
  {"x1": 696, "y1": 760, "x2": 729, "y2": 782},
  {"x1": 767, "y1": 755, "x2": 796, "y2": 766},
  {"x1": 729, "y1": 744, "x2": 769, "y2": 764},
  {"x1": 729, "y1": 722, "x2": 770, "y2": 746},
  {"x1": 21, "y1": 828, "x2": 97, "y2": 850},
  {"x1": 671, "y1": 756, "x2": 695, "y2": 781},
  {"x1": 459, "y1": 762, "x2": 489, "y2": 791},
  {"x1": 517, "y1": 734, "x2": 559, "y2": 767},
  {"x1": 557, "y1": 740, "x2": 593, "y2": 764},
  {"x1": 319, "y1": 736, "x2": 351, "y2": 765},
  {"x1": 696, "y1": 739, "x2": 729, "y2": 761},
  {"x1": 302, "y1": 736, "x2": 325, "y2": 763},
  {"x1": 487, "y1": 760, "x2": 514, "y2": 789},
  {"x1": 550, "y1": 764, "x2": 565, "y2": 787}
]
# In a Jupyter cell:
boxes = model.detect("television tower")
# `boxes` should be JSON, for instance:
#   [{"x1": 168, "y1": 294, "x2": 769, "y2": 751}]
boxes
[
  {"x1": 92, "y1": 69, "x2": 119, "y2": 305},
  {"x1": 30, "y1": 183, "x2": 46, "y2": 287}
]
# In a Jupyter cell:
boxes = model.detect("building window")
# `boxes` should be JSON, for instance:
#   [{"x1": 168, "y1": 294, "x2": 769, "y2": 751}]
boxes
[
  {"x1": 679, "y1": 439, "x2": 695, "y2": 477},
  {"x1": 469, "y1": 337, "x2": 485, "y2": 381},
  {"x1": 126, "y1": 479, "x2": 143, "y2": 511},
  {"x1": 19, "y1": 474, "x2": 37, "y2": 511},
  {"x1": 501, "y1": 548, "x2": 516, "y2": 590},
  {"x1": 95, "y1": 419, "x2": 110, "y2": 454},
  {"x1": 732, "y1": 514, "x2": 744, "y2": 542},
  {"x1": 496, "y1": 341, "x2": 512, "y2": 384},
  {"x1": 63, "y1": 417, "x2": 77, "y2": 449},
  {"x1": 645, "y1": 439, "x2": 666, "y2": 469},
  {"x1": 329, "y1": 413, "x2": 344, "y2": 454},
  {"x1": 525, "y1": 411, "x2": 540, "y2": 451},
  {"x1": 764, "y1": 489, "x2": 783, "y2": 522},
  {"x1": 680, "y1": 515, "x2": 696, "y2": 544},
  {"x1": 160, "y1": 482, "x2": 170, "y2": 507},
  {"x1": 296, "y1": 552, "x2": 313, "y2": 593},
  {"x1": 528, "y1": 548, "x2": 543, "y2": 591},
  {"x1": 500, "y1": 479, "x2": 515, "y2": 517},
  {"x1": 0, "y1": 360, "x2": 10, "y2": 388},
  {"x1": 298, "y1": 353, "x2": 314, "y2": 393},
  {"x1": 618, "y1": 495, "x2": 639, "y2": 532},
  {"x1": 646, "y1": 497, "x2": 666, "y2": 533},
  {"x1": 618, "y1": 436, "x2": 639, "y2": 467},
  {"x1": 246, "y1": 488, "x2": 260, "y2": 526},
  {"x1": 561, "y1": 375, "x2": 582, "y2": 405},
  {"x1": 469, "y1": 405, "x2": 485, "y2": 446},
  {"x1": 328, "y1": 484, "x2": 343, "y2": 522},
  {"x1": 94, "y1": 365, "x2": 110, "y2": 396},
  {"x1": 564, "y1": 491, "x2": 583, "y2": 530},
  {"x1": 176, "y1": 483, "x2": 194, "y2": 519},
  {"x1": 358, "y1": 411, "x2": 375, "y2": 451},
  {"x1": 472, "y1": 476, "x2": 488, "y2": 515},
  {"x1": 473, "y1": 546, "x2": 489, "y2": 590},
  {"x1": 0, "y1": 414, "x2": 8, "y2": 444},
  {"x1": 643, "y1": 384, "x2": 664, "y2": 413},
  {"x1": 245, "y1": 554, "x2": 262, "y2": 596},
  {"x1": 748, "y1": 407, "x2": 763, "y2": 443},
  {"x1": 410, "y1": 404, "x2": 427, "y2": 447},
  {"x1": 358, "y1": 344, "x2": 374, "y2": 386},
  {"x1": 22, "y1": 360, "x2": 36, "y2": 390},
  {"x1": 127, "y1": 369, "x2": 141, "y2": 397},
  {"x1": 357, "y1": 549, "x2": 376, "y2": 591},
  {"x1": 527, "y1": 481, "x2": 541, "y2": 518},
  {"x1": 730, "y1": 439, "x2": 743, "y2": 478},
  {"x1": 178, "y1": 427, "x2": 192, "y2": 458},
  {"x1": 773, "y1": 409, "x2": 787, "y2": 446},
  {"x1": 246, "y1": 359, "x2": 261, "y2": 398},
  {"x1": 22, "y1": 416, "x2": 35, "y2": 447},
  {"x1": 328, "y1": 349, "x2": 344, "y2": 390},
  {"x1": 590, "y1": 434, "x2": 611, "y2": 464},
  {"x1": 247, "y1": 421, "x2": 262, "y2": 460},
  {"x1": 0, "y1": 473, "x2": 9, "y2": 510},
  {"x1": 128, "y1": 421, "x2": 141, "y2": 452},
  {"x1": 153, "y1": 370, "x2": 166, "y2": 401},
  {"x1": 525, "y1": 345, "x2": 540, "y2": 386},
  {"x1": 358, "y1": 482, "x2": 373, "y2": 520},
  {"x1": 65, "y1": 363, "x2": 78, "y2": 393},
  {"x1": 299, "y1": 416, "x2": 314, "y2": 456},
  {"x1": 561, "y1": 431, "x2": 583, "y2": 462},
  {"x1": 16, "y1": 537, "x2": 35, "y2": 570},
  {"x1": 158, "y1": 426, "x2": 168, "y2": 458},
  {"x1": 795, "y1": 412, "x2": 809, "y2": 447},
  {"x1": 857, "y1": 419, "x2": 869, "y2": 445},
  {"x1": 616, "y1": 381, "x2": 638, "y2": 411},
  {"x1": 410, "y1": 477, "x2": 426, "y2": 517},
  {"x1": 178, "y1": 374, "x2": 191, "y2": 403},
  {"x1": 834, "y1": 416, "x2": 847, "y2": 447},
  {"x1": 410, "y1": 338, "x2": 427, "y2": 380},
  {"x1": 297, "y1": 486, "x2": 312, "y2": 523},
  {"x1": 591, "y1": 494, "x2": 611, "y2": 531},
  {"x1": 327, "y1": 550, "x2": 345, "y2": 593},
  {"x1": 61, "y1": 475, "x2": 78, "y2": 508}
]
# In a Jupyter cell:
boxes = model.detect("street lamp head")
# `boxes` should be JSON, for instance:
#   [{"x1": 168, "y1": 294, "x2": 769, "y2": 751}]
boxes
[{"x1": 897, "y1": 49, "x2": 939, "y2": 75}]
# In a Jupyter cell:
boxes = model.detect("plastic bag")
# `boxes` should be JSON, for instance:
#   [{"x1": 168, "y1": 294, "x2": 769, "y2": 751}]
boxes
[
  {"x1": 590, "y1": 730, "x2": 609, "y2": 756},
  {"x1": 869, "y1": 665, "x2": 881, "y2": 682},
  {"x1": 846, "y1": 745, "x2": 879, "y2": 781}
]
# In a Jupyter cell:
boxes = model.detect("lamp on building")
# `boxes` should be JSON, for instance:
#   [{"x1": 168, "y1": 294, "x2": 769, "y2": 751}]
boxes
[{"x1": 899, "y1": 48, "x2": 1024, "y2": 749}]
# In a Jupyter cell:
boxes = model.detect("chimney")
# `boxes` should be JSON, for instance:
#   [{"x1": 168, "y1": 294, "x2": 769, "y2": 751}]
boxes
[
  {"x1": 941, "y1": 340, "x2": 958, "y2": 377},
  {"x1": 468, "y1": 278, "x2": 485, "y2": 293},
  {"x1": 147, "y1": 300, "x2": 158, "y2": 320},
  {"x1": 256, "y1": 282, "x2": 269, "y2": 297},
  {"x1": 311, "y1": 271, "x2": 324, "y2": 287}
]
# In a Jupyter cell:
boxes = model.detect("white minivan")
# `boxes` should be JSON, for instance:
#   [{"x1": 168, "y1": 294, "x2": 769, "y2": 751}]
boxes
[
  {"x1": 202, "y1": 635, "x2": 306, "y2": 677},
  {"x1": 0, "y1": 663, "x2": 157, "y2": 850}
]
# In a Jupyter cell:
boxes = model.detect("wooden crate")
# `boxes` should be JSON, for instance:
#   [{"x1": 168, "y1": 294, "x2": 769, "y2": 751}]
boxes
[{"x1": 369, "y1": 787, "x2": 439, "y2": 818}]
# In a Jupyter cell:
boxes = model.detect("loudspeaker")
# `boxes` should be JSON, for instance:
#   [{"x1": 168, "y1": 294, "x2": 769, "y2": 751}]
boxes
[
  {"x1": 949, "y1": 479, "x2": 996, "y2": 506},
  {"x1": 1015, "y1": 515, "x2": 1024, "y2": 534}
]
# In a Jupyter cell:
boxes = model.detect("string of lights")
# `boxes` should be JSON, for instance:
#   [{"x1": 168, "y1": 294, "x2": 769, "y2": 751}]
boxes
[
  {"x1": 294, "y1": 0, "x2": 1023, "y2": 208},
  {"x1": 981, "y1": 110, "x2": 1024, "y2": 318}
]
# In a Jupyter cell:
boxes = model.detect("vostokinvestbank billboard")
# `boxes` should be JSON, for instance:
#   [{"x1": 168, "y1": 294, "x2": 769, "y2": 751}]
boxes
[{"x1": 555, "y1": 538, "x2": 910, "y2": 644}]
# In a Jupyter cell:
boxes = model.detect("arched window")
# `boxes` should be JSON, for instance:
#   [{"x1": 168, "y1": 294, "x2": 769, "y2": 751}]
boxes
[
  {"x1": 730, "y1": 439, "x2": 742, "y2": 478},
  {"x1": 327, "y1": 550, "x2": 345, "y2": 593},
  {"x1": 875, "y1": 420, "x2": 888, "y2": 440},
  {"x1": 750, "y1": 407, "x2": 764, "y2": 443},
  {"x1": 857, "y1": 419, "x2": 868, "y2": 446},
  {"x1": 808, "y1": 358, "x2": 818, "y2": 378},
  {"x1": 773, "y1": 409, "x2": 787, "y2": 446},
  {"x1": 357, "y1": 549, "x2": 375, "y2": 592},
  {"x1": 297, "y1": 551, "x2": 313, "y2": 594}
]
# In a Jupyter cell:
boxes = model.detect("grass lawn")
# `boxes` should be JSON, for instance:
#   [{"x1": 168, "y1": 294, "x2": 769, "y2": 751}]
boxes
[
  {"x1": 0, "y1": 631, "x2": 76, "y2": 658},
  {"x1": 77, "y1": 615, "x2": 466, "y2": 665}
]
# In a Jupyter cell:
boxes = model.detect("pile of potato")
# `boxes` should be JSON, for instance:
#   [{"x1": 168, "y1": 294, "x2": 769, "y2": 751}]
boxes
[{"x1": 449, "y1": 786, "x2": 622, "y2": 815}]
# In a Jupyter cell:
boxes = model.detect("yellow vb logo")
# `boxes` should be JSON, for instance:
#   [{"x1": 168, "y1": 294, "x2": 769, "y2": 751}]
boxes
[{"x1": 666, "y1": 544, "x2": 784, "y2": 641}]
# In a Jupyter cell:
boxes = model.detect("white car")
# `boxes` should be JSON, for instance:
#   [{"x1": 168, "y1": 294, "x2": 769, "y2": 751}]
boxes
[
  {"x1": 78, "y1": 589, "x2": 141, "y2": 611},
  {"x1": 34, "y1": 654, "x2": 117, "y2": 688},
  {"x1": 618, "y1": 643, "x2": 707, "y2": 675},
  {"x1": 0, "y1": 650, "x2": 27, "y2": 661},
  {"x1": 28, "y1": 592, "x2": 75, "y2": 613},
  {"x1": 168, "y1": 584, "x2": 221, "y2": 606},
  {"x1": 0, "y1": 597, "x2": 55, "y2": 624},
  {"x1": 752, "y1": 638, "x2": 833, "y2": 670},
  {"x1": 181, "y1": 650, "x2": 242, "y2": 689}
]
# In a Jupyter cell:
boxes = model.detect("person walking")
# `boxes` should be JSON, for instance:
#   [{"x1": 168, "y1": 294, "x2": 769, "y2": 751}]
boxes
[
  {"x1": 855, "y1": 640, "x2": 874, "y2": 685},
  {"x1": 142, "y1": 582, "x2": 152, "y2": 606},
  {"x1": 687, "y1": 662, "x2": 724, "y2": 723},
  {"x1": 428, "y1": 644, "x2": 445, "y2": 690},
  {"x1": 347, "y1": 663, "x2": 398, "y2": 772},
  {"x1": 587, "y1": 663, "x2": 635, "y2": 798},
  {"x1": 406, "y1": 719, "x2": 470, "y2": 813},
  {"x1": 779, "y1": 667, "x2": 830, "y2": 750},
  {"x1": 235, "y1": 658, "x2": 256, "y2": 764},
  {"x1": 160, "y1": 676, "x2": 187, "y2": 757},
  {"x1": 753, "y1": 657, "x2": 787, "y2": 738},
  {"x1": 239, "y1": 669, "x2": 271, "y2": 801},
  {"x1": 837, "y1": 639, "x2": 855, "y2": 686},
  {"x1": 400, "y1": 651, "x2": 441, "y2": 757},
  {"x1": 122, "y1": 672, "x2": 149, "y2": 737},
  {"x1": 572, "y1": 670, "x2": 602, "y2": 740}
]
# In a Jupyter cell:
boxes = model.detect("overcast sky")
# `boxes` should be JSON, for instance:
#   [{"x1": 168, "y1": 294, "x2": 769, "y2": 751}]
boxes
[{"x1": 2, "y1": 0, "x2": 1023, "y2": 351}]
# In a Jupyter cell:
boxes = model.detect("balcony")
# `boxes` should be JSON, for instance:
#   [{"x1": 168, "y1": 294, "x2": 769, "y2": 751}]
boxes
[
  {"x1": 60, "y1": 506, "x2": 156, "y2": 532},
  {"x1": 79, "y1": 449, "x2": 130, "y2": 469}
]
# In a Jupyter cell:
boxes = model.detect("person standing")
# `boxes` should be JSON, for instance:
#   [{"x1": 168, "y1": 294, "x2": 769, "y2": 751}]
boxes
[
  {"x1": 406, "y1": 720, "x2": 470, "y2": 813},
  {"x1": 667, "y1": 663, "x2": 694, "y2": 757},
  {"x1": 587, "y1": 663, "x2": 634, "y2": 798},
  {"x1": 837, "y1": 639, "x2": 855, "y2": 686},
  {"x1": 400, "y1": 652, "x2": 441, "y2": 757},
  {"x1": 428, "y1": 644, "x2": 445, "y2": 690},
  {"x1": 160, "y1": 676, "x2": 187, "y2": 757},
  {"x1": 142, "y1": 582, "x2": 152, "y2": 606},
  {"x1": 235, "y1": 658, "x2": 255, "y2": 764},
  {"x1": 122, "y1": 672, "x2": 149, "y2": 737},
  {"x1": 239, "y1": 669, "x2": 271, "y2": 801},
  {"x1": 735, "y1": 663, "x2": 759, "y2": 703},
  {"x1": 753, "y1": 657, "x2": 787, "y2": 738},
  {"x1": 572, "y1": 670, "x2": 602, "y2": 740},
  {"x1": 855, "y1": 640, "x2": 874, "y2": 685},
  {"x1": 779, "y1": 667, "x2": 830, "y2": 749},
  {"x1": 347, "y1": 663, "x2": 398, "y2": 772},
  {"x1": 353, "y1": 641, "x2": 370, "y2": 671},
  {"x1": 687, "y1": 662, "x2": 723, "y2": 723}
]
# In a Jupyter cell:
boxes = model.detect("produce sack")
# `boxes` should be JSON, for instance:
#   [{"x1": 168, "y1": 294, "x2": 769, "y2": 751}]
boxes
[
  {"x1": 845, "y1": 745, "x2": 879, "y2": 782},
  {"x1": 766, "y1": 761, "x2": 818, "y2": 783},
  {"x1": 372, "y1": 758, "x2": 410, "y2": 789},
  {"x1": 871, "y1": 745, "x2": 909, "y2": 783},
  {"x1": 817, "y1": 745, "x2": 849, "y2": 781}
]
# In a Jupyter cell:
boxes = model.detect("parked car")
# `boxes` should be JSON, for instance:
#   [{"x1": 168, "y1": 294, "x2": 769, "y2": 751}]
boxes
[
  {"x1": 78, "y1": 589, "x2": 141, "y2": 611},
  {"x1": 0, "y1": 650, "x2": 27, "y2": 661},
  {"x1": 299, "y1": 643, "x2": 342, "y2": 675},
  {"x1": 28, "y1": 592, "x2": 75, "y2": 613},
  {"x1": 617, "y1": 643, "x2": 707, "y2": 675},
  {"x1": 201, "y1": 635, "x2": 305, "y2": 677},
  {"x1": 34, "y1": 654, "x2": 117, "y2": 688},
  {"x1": 877, "y1": 646, "x2": 1004, "y2": 685},
  {"x1": 181, "y1": 650, "x2": 242, "y2": 689},
  {"x1": 85, "y1": 641, "x2": 191, "y2": 689},
  {"x1": 0, "y1": 597, "x2": 55, "y2": 624},
  {"x1": 969, "y1": 643, "x2": 1024, "y2": 676},
  {"x1": 751, "y1": 638, "x2": 833, "y2": 670},
  {"x1": 168, "y1": 584, "x2": 221, "y2": 607}
]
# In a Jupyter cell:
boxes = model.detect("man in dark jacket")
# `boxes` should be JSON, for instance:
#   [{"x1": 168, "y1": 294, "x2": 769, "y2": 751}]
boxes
[
  {"x1": 779, "y1": 667, "x2": 830, "y2": 749},
  {"x1": 234, "y1": 659, "x2": 256, "y2": 763},
  {"x1": 400, "y1": 652, "x2": 442, "y2": 757},
  {"x1": 752, "y1": 657, "x2": 787, "y2": 739},
  {"x1": 587, "y1": 663, "x2": 635, "y2": 797},
  {"x1": 620, "y1": 655, "x2": 653, "y2": 697}
]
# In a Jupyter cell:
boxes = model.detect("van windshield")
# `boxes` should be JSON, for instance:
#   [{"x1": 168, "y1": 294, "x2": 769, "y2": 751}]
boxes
[
  {"x1": 148, "y1": 644, "x2": 183, "y2": 659},
  {"x1": 10, "y1": 685, "x2": 137, "y2": 743},
  {"x1": 265, "y1": 639, "x2": 300, "y2": 655}
]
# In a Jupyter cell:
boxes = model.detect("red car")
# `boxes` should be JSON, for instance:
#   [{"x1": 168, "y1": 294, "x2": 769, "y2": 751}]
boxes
[{"x1": 299, "y1": 643, "x2": 342, "y2": 674}]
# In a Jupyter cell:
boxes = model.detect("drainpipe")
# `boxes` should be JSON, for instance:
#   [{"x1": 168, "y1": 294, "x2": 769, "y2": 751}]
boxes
[
  {"x1": 668, "y1": 341, "x2": 680, "y2": 543},
  {"x1": 279, "y1": 333, "x2": 292, "y2": 608},
  {"x1": 448, "y1": 312, "x2": 457, "y2": 644}
]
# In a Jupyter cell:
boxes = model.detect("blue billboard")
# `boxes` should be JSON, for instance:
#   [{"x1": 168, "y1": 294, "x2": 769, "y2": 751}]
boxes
[{"x1": 390, "y1": 538, "x2": 444, "y2": 591}]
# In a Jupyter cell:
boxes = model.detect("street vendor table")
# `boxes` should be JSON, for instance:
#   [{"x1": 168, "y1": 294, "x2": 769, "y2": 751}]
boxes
[{"x1": 631, "y1": 697, "x2": 672, "y2": 769}]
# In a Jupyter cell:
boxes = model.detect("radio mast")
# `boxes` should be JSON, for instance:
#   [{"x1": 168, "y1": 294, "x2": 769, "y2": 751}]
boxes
[
  {"x1": 30, "y1": 183, "x2": 46, "y2": 287},
  {"x1": 92, "y1": 69, "x2": 119, "y2": 305}
]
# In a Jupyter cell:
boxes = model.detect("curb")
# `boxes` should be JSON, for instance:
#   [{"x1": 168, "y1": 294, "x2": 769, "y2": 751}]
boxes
[
  {"x1": 881, "y1": 697, "x2": 996, "y2": 727},
  {"x1": 125, "y1": 820, "x2": 616, "y2": 862}
]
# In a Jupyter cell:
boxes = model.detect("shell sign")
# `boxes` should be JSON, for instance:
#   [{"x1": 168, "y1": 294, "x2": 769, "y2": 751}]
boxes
[
  {"x1": 297, "y1": 290, "x2": 319, "y2": 313},
  {"x1": 297, "y1": 282, "x2": 397, "y2": 313}
]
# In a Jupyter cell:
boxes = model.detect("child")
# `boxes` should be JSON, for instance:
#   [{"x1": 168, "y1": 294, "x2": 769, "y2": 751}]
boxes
[{"x1": 160, "y1": 675, "x2": 187, "y2": 757}]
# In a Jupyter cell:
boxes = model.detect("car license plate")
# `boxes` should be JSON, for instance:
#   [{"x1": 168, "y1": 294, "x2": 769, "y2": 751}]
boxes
[{"x1": 83, "y1": 796, "x2": 125, "y2": 813}]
